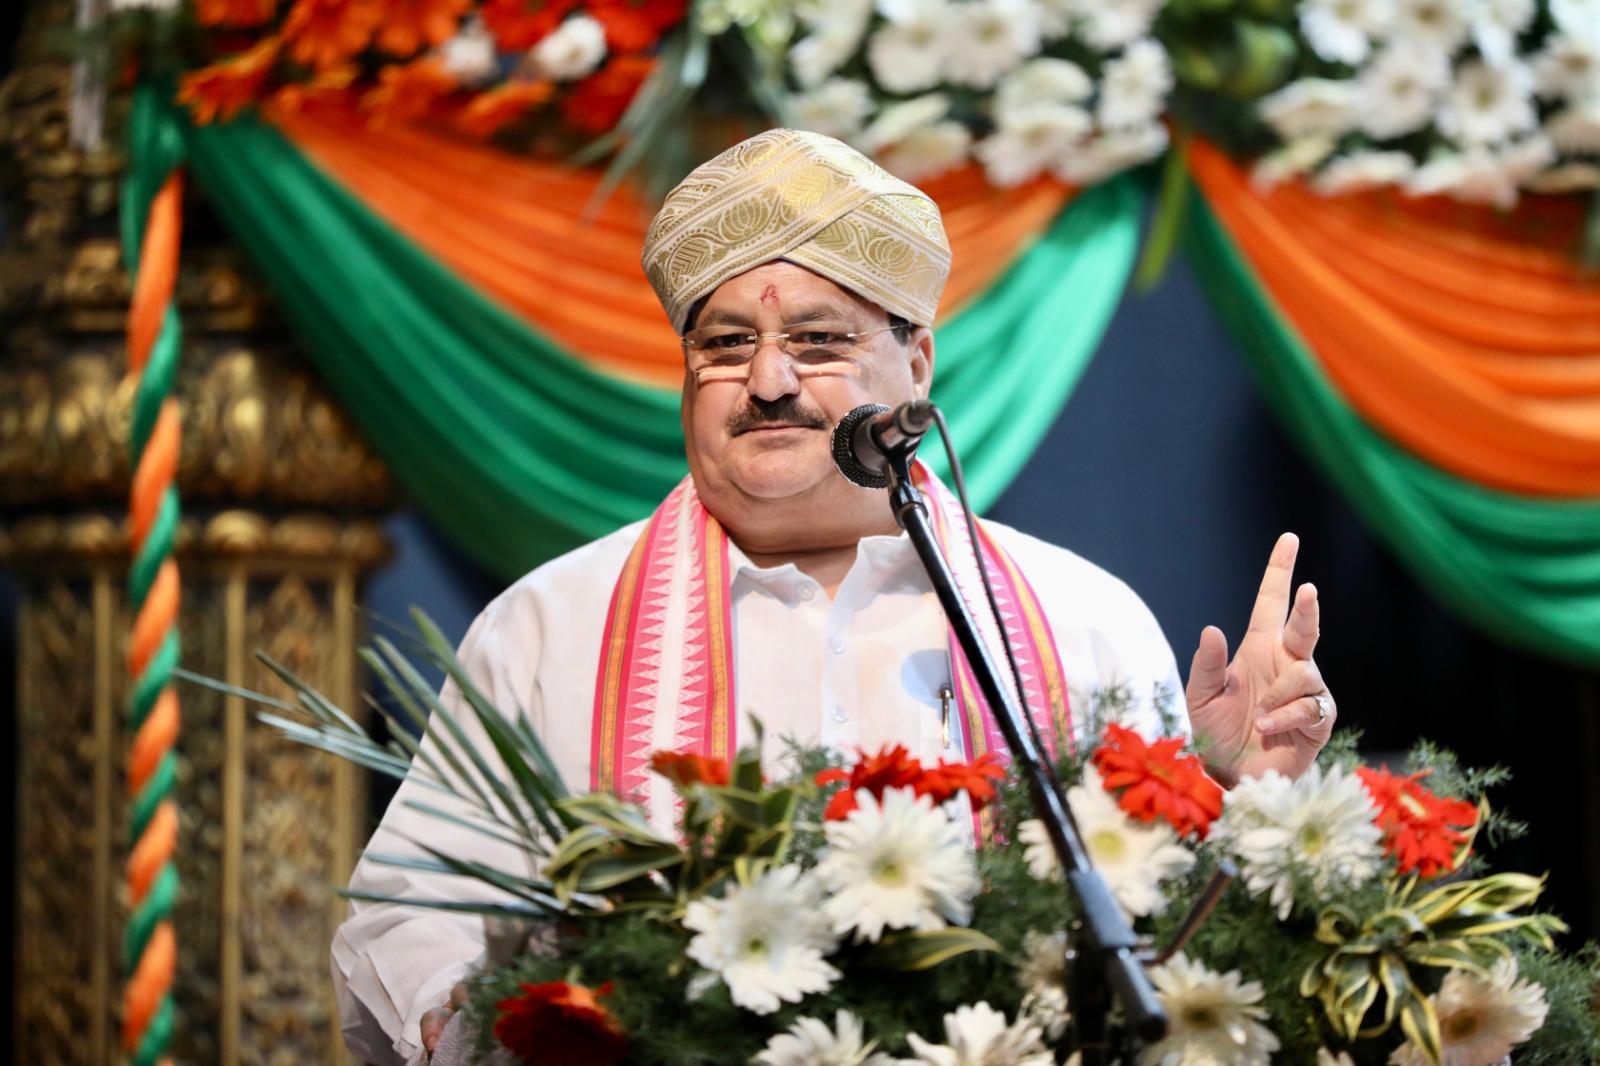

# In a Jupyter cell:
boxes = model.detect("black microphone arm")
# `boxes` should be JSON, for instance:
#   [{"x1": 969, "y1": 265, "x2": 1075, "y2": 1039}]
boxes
[
  {"x1": 829, "y1": 401, "x2": 1168, "y2": 1063},
  {"x1": 831, "y1": 399, "x2": 938, "y2": 489}
]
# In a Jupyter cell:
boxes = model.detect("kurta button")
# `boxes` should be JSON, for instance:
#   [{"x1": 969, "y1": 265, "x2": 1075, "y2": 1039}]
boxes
[
  {"x1": 829, "y1": 637, "x2": 845, "y2": 654},
  {"x1": 798, "y1": 584, "x2": 815, "y2": 600},
  {"x1": 832, "y1": 706, "x2": 848, "y2": 723}
]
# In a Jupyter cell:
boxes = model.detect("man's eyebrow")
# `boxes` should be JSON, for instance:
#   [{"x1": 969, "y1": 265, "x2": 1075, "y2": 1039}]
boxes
[{"x1": 695, "y1": 302, "x2": 873, "y2": 327}]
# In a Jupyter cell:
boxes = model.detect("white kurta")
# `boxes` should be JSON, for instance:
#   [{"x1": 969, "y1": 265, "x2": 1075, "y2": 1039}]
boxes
[{"x1": 332, "y1": 519, "x2": 1183, "y2": 1065}]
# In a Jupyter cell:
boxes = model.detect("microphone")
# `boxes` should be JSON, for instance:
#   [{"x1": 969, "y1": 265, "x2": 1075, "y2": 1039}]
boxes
[{"x1": 831, "y1": 400, "x2": 937, "y2": 488}]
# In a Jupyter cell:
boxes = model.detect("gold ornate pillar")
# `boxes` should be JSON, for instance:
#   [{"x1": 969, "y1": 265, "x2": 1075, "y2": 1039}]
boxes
[{"x1": 3, "y1": 5, "x2": 399, "y2": 1062}]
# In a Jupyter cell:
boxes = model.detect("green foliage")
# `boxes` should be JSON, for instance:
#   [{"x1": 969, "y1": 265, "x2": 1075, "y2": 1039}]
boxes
[{"x1": 1516, "y1": 943, "x2": 1600, "y2": 1064}]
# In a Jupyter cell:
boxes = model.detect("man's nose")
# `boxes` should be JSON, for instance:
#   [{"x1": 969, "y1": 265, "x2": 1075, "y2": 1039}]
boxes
[{"x1": 745, "y1": 336, "x2": 800, "y2": 402}]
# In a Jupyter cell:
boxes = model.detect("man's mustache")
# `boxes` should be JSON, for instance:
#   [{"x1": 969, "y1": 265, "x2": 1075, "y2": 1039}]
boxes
[{"x1": 727, "y1": 397, "x2": 831, "y2": 437}]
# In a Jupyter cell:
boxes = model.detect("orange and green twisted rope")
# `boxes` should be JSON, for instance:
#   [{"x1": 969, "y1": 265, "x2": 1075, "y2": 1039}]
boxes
[{"x1": 123, "y1": 162, "x2": 183, "y2": 1066}]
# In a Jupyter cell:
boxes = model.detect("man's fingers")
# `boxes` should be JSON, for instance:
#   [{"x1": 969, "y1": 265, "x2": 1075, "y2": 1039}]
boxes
[
  {"x1": 420, "y1": 1007, "x2": 454, "y2": 1054},
  {"x1": 1186, "y1": 625, "x2": 1230, "y2": 706},
  {"x1": 1283, "y1": 583, "x2": 1320, "y2": 661},
  {"x1": 1246, "y1": 532, "x2": 1300, "y2": 636},
  {"x1": 1253, "y1": 661, "x2": 1330, "y2": 734}
]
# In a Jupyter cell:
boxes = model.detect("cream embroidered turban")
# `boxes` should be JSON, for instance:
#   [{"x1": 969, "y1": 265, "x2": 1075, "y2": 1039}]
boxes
[{"x1": 641, "y1": 129, "x2": 952, "y2": 334}]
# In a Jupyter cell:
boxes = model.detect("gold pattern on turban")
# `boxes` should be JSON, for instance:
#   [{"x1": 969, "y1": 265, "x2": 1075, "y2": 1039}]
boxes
[{"x1": 641, "y1": 129, "x2": 952, "y2": 334}]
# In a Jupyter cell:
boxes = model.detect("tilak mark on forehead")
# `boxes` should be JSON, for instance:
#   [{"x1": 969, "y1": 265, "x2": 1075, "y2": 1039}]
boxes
[{"x1": 759, "y1": 285, "x2": 780, "y2": 306}]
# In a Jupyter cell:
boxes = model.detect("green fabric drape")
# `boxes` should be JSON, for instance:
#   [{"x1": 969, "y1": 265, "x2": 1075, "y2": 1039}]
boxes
[
  {"x1": 1186, "y1": 190, "x2": 1600, "y2": 668},
  {"x1": 150, "y1": 97, "x2": 1141, "y2": 579}
]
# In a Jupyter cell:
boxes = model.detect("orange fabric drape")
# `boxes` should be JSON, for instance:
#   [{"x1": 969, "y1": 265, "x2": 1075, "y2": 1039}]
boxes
[
  {"x1": 276, "y1": 108, "x2": 1071, "y2": 386},
  {"x1": 1189, "y1": 140, "x2": 1600, "y2": 497}
]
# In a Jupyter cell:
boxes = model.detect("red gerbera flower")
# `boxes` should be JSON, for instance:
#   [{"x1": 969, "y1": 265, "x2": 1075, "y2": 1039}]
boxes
[
  {"x1": 373, "y1": 0, "x2": 473, "y2": 57},
  {"x1": 585, "y1": 0, "x2": 688, "y2": 52},
  {"x1": 1091, "y1": 723, "x2": 1223, "y2": 839},
  {"x1": 919, "y1": 752, "x2": 1008, "y2": 812},
  {"x1": 648, "y1": 749, "x2": 730, "y2": 789},
  {"x1": 480, "y1": 0, "x2": 578, "y2": 49},
  {"x1": 494, "y1": 981, "x2": 626, "y2": 1066},
  {"x1": 1356, "y1": 765, "x2": 1479, "y2": 878},
  {"x1": 561, "y1": 54, "x2": 654, "y2": 133},
  {"x1": 816, "y1": 744, "x2": 923, "y2": 820}
]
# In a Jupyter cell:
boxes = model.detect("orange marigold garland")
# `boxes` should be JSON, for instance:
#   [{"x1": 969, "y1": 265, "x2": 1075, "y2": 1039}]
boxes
[
  {"x1": 281, "y1": 0, "x2": 383, "y2": 71},
  {"x1": 1355, "y1": 765, "x2": 1480, "y2": 878},
  {"x1": 374, "y1": 0, "x2": 475, "y2": 57},
  {"x1": 494, "y1": 981, "x2": 627, "y2": 1066},
  {"x1": 1091, "y1": 723, "x2": 1223, "y2": 839}
]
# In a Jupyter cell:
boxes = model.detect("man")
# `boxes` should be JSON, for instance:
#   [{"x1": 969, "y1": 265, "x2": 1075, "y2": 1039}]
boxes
[{"x1": 332, "y1": 129, "x2": 1336, "y2": 1064}]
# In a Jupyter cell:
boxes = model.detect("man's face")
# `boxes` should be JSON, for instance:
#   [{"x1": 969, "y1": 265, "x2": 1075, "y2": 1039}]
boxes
[{"x1": 681, "y1": 261, "x2": 934, "y2": 522}]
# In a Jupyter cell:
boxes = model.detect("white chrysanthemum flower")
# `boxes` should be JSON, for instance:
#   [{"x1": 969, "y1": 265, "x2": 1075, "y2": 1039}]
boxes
[
  {"x1": 1139, "y1": 954, "x2": 1280, "y2": 1066},
  {"x1": 1317, "y1": 1049, "x2": 1356, "y2": 1066},
  {"x1": 792, "y1": 0, "x2": 873, "y2": 87},
  {"x1": 976, "y1": 103, "x2": 1091, "y2": 186},
  {"x1": 879, "y1": 121, "x2": 973, "y2": 180},
  {"x1": 861, "y1": 93, "x2": 952, "y2": 152},
  {"x1": 1524, "y1": 160, "x2": 1600, "y2": 191},
  {"x1": 1358, "y1": 40, "x2": 1452, "y2": 139},
  {"x1": 1313, "y1": 150, "x2": 1416, "y2": 194},
  {"x1": 867, "y1": 0, "x2": 956, "y2": 93},
  {"x1": 944, "y1": 0, "x2": 1041, "y2": 88},
  {"x1": 1391, "y1": 0, "x2": 1474, "y2": 55},
  {"x1": 1034, "y1": 0, "x2": 1080, "y2": 38},
  {"x1": 683, "y1": 865, "x2": 841, "y2": 1014},
  {"x1": 1054, "y1": 123, "x2": 1168, "y2": 184},
  {"x1": 1440, "y1": 60, "x2": 1537, "y2": 146},
  {"x1": 1408, "y1": 135, "x2": 1555, "y2": 207},
  {"x1": 790, "y1": 78, "x2": 876, "y2": 140},
  {"x1": 1473, "y1": 0, "x2": 1536, "y2": 64},
  {"x1": 528, "y1": 15, "x2": 607, "y2": 81},
  {"x1": 1020, "y1": 766, "x2": 1194, "y2": 920},
  {"x1": 1212, "y1": 764, "x2": 1383, "y2": 920},
  {"x1": 1546, "y1": 98, "x2": 1600, "y2": 152},
  {"x1": 816, "y1": 785, "x2": 980, "y2": 943},
  {"x1": 1552, "y1": 0, "x2": 1600, "y2": 36},
  {"x1": 755, "y1": 1009, "x2": 901, "y2": 1066},
  {"x1": 1017, "y1": 931, "x2": 1071, "y2": 1041},
  {"x1": 1098, "y1": 39, "x2": 1173, "y2": 129},
  {"x1": 436, "y1": 17, "x2": 500, "y2": 85},
  {"x1": 1252, "y1": 134, "x2": 1338, "y2": 188},
  {"x1": 1077, "y1": 0, "x2": 1164, "y2": 51},
  {"x1": 1534, "y1": 33, "x2": 1600, "y2": 100},
  {"x1": 110, "y1": 0, "x2": 179, "y2": 10},
  {"x1": 905, "y1": 1002, "x2": 1054, "y2": 1066},
  {"x1": 1388, "y1": 957, "x2": 1549, "y2": 1066},
  {"x1": 996, "y1": 58, "x2": 1093, "y2": 113},
  {"x1": 1298, "y1": 0, "x2": 1391, "y2": 64},
  {"x1": 1258, "y1": 77, "x2": 1363, "y2": 139}
]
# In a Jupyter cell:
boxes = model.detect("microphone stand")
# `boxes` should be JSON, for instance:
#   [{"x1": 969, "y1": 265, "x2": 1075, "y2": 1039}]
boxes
[{"x1": 878, "y1": 448, "x2": 1167, "y2": 1063}]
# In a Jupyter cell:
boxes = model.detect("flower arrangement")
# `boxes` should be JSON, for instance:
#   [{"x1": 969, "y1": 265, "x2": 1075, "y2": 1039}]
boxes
[
  {"x1": 97, "y1": 0, "x2": 1600, "y2": 205},
  {"x1": 235, "y1": 612, "x2": 1600, "y2": 1065}
]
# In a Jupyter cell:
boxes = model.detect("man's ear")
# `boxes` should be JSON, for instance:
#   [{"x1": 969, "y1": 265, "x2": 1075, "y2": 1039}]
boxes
[{"x1": 909, "y1": 327, "x2": 935, "y2": 399}]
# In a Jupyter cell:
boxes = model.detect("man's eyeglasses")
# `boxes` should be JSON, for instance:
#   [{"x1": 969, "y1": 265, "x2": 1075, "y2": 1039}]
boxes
[{"x1": 681, "y1": 322, "x2": 900, "y2": 383}]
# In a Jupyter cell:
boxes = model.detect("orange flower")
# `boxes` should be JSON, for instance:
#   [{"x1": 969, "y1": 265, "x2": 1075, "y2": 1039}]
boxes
[
  {"x1": 374, "y1": 0, "x2": 473, "y2": 57},
  {"x1": 281, "y1": 0, "x2": 383, "y2": 71},
  {"x1": 919, "y1": 752, "x2": 1008, "y2": 812},
  {"x1": 480, "y1": 0, "x2": 577, "y2": 49},
  {"x1": 1091, "y1": 723, "x2": 1223, "y2": 839},
  {"x1": 561, "y1": 54, "x2": 654, "y2": 133},
  {"x1": 195, "y1": 0, "x2": 280, "y2": 28},
  {"x1": 586, "y1": 0, "x2": 687, "y2": 51},
  {"x1": 361, "y1": 58, "x2": 458, "y2": 126},
  {"x1": 816, "y1": 744, "x2": 923, "y2": 820},
  {"x1": 177, "y1": 38, "x2": 281, "y2": 125},
  {"x1": 647, "y1": 749, "x2": 729, "y2": 789},
  {"x1": 494, "y1": 981, "x2": 625, "y2": 1066},
  {"x1": 1356, "y1": 766, "x2": 1479, "y2": 878},
  {"x1": 263, "y1": 65, "x2": 358, "y2": 120}
]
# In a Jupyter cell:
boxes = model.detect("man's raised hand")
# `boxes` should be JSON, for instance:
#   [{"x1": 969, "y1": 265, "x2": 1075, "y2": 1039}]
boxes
[{"x1": 1185, "y1": 532, "x2": 1336, "y2": 787}]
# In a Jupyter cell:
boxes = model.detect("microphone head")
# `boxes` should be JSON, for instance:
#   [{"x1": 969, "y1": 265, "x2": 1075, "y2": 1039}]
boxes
[{"x1": 832, "y1": 404, "x2": 891, "y2": 488}]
